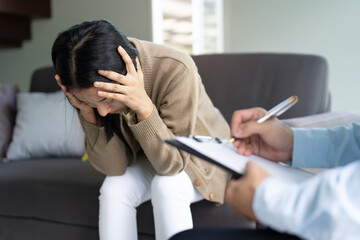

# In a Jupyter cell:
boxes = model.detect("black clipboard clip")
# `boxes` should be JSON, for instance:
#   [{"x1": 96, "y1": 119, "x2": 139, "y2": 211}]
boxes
[{"x1": 190, "y1": 135, "x2": 222, "y2": 144}]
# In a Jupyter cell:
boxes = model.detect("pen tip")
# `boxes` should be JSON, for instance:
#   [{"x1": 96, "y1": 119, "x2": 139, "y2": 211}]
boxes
[
  {"x1": 227, "y1": 138, "x2": 235, "y2": 144},
  {"x1": 291, "y1": 96, "x2": 299, "y2": 103}
]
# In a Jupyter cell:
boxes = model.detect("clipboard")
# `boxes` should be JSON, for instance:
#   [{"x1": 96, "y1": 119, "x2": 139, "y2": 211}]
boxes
[{"x1": 166, "y1": 136, "x2": 314, "y2": 184}]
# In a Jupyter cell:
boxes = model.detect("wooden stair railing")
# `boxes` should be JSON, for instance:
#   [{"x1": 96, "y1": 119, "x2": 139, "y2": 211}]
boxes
[{"x1": 0, "y1": 0, "x2": 51, "y2": 48}]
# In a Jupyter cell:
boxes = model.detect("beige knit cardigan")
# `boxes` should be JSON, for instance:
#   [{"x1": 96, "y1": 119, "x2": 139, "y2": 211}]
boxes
[{"x1": 79, "y1": 38, "x2": 231, "y2": 204}]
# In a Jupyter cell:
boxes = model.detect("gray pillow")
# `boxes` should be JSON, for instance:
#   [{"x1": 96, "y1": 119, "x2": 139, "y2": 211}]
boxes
[{"x1": 5, "y1": 91, "x2": 85, "y2": 161}]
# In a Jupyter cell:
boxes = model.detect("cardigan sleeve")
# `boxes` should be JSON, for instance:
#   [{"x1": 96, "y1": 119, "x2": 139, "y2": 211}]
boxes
[
  {"x1": 128, "y1": 68, "x2": 207, "y2": 175},
  {"x1": 78, "y1": 115, "x2": 129, "y2": 176}
]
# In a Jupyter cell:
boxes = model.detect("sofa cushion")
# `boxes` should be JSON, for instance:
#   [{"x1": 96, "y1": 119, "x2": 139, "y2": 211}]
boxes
[
  {"x1": 0, "y1": 216, "x2": 99, "y2": 240},
  {"x1": 5, "y1": 91, "x2": 85, "y2": 161},
  {"x1": 0, "y1": 158, "x2": 254, "y2": 235},
  {"x1": 0, "y1": 159, "x2": 105, "y2": 227},
  {"x1": 0, "y1": 84, "x2": 18, "y2": 162}
]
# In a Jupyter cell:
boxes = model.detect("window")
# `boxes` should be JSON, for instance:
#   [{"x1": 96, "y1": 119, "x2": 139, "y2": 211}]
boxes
[{"x1": 152, "y1": 0, "x2": 224, "y2": 54}]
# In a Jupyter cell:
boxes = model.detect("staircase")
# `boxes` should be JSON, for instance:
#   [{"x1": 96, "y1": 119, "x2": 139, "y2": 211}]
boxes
[{"x1": 0, "y1": 0, "x2": 50, "y2": 48}]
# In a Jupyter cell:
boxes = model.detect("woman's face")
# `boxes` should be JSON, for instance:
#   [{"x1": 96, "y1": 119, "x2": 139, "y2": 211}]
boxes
[{"x1": 71, "y1": 87, "x2": 128, "y2": 116}]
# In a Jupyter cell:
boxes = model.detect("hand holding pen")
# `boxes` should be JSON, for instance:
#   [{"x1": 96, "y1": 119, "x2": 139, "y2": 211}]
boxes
[
  {"x1": 228, "y1": 96, "x2": 298, "y2": 143},
  {"x1": 229, "y1": 96, "x2": 298, "y2": 163}
]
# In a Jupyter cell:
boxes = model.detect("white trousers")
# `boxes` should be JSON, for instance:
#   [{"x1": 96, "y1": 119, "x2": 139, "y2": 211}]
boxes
[{"x1": 98, "y1": 158, "x2": 204, "y2": 240}]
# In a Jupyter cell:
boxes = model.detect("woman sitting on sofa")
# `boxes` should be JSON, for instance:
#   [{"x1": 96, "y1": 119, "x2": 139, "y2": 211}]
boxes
[{"x1": 51, "y1": 19, "x2": 230, "y2": 240}]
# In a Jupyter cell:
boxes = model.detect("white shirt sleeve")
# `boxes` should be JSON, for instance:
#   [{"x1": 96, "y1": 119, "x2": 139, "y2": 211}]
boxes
[
  {"x1": 252, "y1": 123, "x2": 360, "y2": 240},
  {"x1": 253, "y1": 160, "x2": 360, "y2": 240}
]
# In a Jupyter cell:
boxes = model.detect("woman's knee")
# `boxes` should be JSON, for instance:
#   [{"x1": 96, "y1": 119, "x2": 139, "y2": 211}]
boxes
[
  {"x1": 100, "y1": 176, "x2": 128, "y2": 200},
  {"x1": 99, "y1": 175, "x2": 144, "y2": 206},
  {"x1": 151, "y1": 172, "x2": 193, "y2": 202}
]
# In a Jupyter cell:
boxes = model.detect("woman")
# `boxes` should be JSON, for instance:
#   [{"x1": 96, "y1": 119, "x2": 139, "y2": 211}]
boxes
[{"x1": 52, "y1": 20, "x2": 230, "y2": 240}]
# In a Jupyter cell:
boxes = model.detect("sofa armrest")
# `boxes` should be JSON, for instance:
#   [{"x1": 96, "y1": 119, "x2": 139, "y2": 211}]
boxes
[
  {"x1": 0, "y1": 84, "x2": 18, "y2": 162},
  {"x1": 282, "y1": 111, "x2": 360, "y2": 129}
]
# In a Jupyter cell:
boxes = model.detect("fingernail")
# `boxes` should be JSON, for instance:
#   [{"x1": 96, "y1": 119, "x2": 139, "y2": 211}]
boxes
[
  {"x1": 98, "y1": 70, "x2": 104, "y2": 74},
  {"x1": 94, "y1": 82, "x2": 100, "y2": 87},
  {"x1": 98, "y1": 91, "x2": 103, "y2": 95},
  {"x1": 236, "y1": 127, "x2": 243, "y2": 137},
  {"x1": 118, "y1": 46, "x2": 123, "y2": 50}
]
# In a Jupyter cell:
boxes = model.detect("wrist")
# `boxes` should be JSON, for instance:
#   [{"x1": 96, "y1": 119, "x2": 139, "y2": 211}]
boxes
[
  {"x1": 136, "y1": 102, "x2": 154, "y2": 122},
  {"x1": 80, "y1": 109, "x2": 96, "y2": 124}
]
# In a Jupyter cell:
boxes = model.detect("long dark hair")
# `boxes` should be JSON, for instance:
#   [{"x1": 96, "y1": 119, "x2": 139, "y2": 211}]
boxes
[{"x1": 51, "y1": 19, "x2": 139, "y2": 141}]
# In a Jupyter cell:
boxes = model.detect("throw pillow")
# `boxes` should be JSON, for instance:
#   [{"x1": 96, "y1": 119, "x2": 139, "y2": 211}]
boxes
[
  {"x1": 5, "y1": 91, "x2": 85, "y2": 161},
  {"x1": 0, "y1": 84, "x2": 18, "y2": 162}
]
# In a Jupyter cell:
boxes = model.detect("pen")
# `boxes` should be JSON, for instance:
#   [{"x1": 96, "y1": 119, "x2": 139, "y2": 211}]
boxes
[{"x1": 227, "y1": 96, "x2": 298, "y2": 144}]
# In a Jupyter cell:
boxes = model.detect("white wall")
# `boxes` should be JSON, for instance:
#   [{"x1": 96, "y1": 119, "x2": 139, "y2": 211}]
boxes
[
  {"x1": 224, "y1": 0, "x2": 360, "y2": 112},
  {"x1": 0, "y1": 0, "x2": 152, "y2": 91}
]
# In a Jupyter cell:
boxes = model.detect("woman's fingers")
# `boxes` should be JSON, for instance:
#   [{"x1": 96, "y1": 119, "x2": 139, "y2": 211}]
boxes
[
  {"x1": 61, "y1": 87, "x2": 83, "y2": 107},
  {"x1": 136, "y1": 58, "x2": 144, "y2": 83},
  {"x1": 96, "y1": 55, "x2": 144, "y2": 98},
  {"x1": 117, "y1": 46, "x2": 136, "y2": 74},
  {"x1": 94, "y1": 81, "x2": 128, "y2": 94},
  {"x1": 55, "y1": 75, "x2": 67, "y2": 92},
  {"x1": 98, "y1": 90, "x2": 127, "y2": 104},
  {"x1": 54, "y1": 75, "x2": 86, "y2": 109},
  {"x1": 97, "y1": 70, "x2": 130, "y2": 85},
  {"x1": 97, "y1": 47, "x2": 142, "y2": 87},
  {"x1": 54, "y1": 74, "x2": 61, "y2": 84}
]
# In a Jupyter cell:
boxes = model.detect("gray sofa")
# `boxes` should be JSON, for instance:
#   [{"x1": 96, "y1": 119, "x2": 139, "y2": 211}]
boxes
[{"x1": 1, "y1": 53, "x2": 352, "y2": 240}]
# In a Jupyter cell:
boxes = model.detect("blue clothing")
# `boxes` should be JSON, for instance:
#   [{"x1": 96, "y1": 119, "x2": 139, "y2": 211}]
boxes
[
  {"x1": 292, "y1": 123, "x2": 360, "y2": 168},
  {"x1": 253, "y1": 122, "x2": 360, "y2": 240}
]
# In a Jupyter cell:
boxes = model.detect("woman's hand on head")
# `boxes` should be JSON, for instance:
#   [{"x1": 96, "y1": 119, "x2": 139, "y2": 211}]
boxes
[
  {"x1": 231, "y1": 108, "x2": 293, "y2": 163},
  {"x1": 55, "y1": 75, "x2": 96, "y2": 124},
  {"x1": 95, "y1": 46, "x2": 154, "y2": 122}
]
